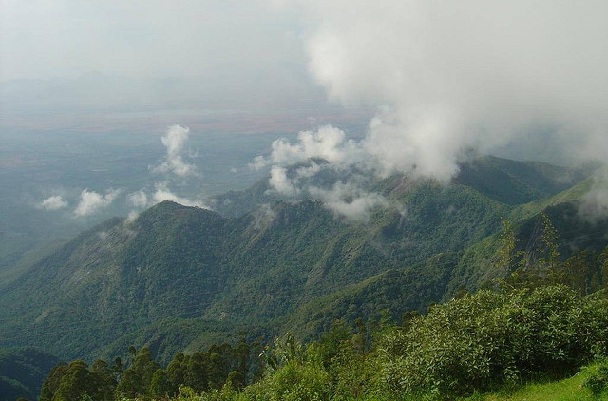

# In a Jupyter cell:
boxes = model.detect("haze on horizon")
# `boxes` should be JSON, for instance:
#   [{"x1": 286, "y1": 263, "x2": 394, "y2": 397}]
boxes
[{"x1": 2, "y1": 0, "x2": 608, "y2": 174}]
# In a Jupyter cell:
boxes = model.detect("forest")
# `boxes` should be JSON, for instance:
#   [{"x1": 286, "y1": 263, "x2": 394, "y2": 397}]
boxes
[{"x1": 32, "y1": 228, "x2": 608, "y2": 401}]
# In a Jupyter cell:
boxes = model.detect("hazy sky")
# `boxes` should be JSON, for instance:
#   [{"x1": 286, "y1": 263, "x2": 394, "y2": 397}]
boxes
[
  {"x1": 1, "y1": 0, "x2": 303, "y2": 80},
  {"x1": 3, "y1": 0, "x2": 608, "y2": 172}
]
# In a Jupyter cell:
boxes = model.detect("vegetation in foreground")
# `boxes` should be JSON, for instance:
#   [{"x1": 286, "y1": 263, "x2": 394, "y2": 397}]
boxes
[
  {"x1": 24, "y1": 215, "x2": 608, "y2": 401},
  {"x1": 463, "y1": 361, "x2": 608, "y2": 401},
  {"x1": 34, "y1": 281, "x2": 608, "y2": 401}
]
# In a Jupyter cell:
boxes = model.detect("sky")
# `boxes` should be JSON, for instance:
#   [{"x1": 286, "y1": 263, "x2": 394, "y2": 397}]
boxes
[
  {"x1": 3, "y1": 0, "x2": 608, "y2": 219},
  {"x1": 1, "y1": 0, "x2": 303, "y2": 80}
]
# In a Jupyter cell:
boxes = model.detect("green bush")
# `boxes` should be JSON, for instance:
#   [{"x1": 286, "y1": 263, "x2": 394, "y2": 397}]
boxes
[
  {"x1": 244, "y1": 361, "x2": 330, "y2": 401},
  {"x1": 378, "y1": 285, "x2": 608, "y2": 398}
]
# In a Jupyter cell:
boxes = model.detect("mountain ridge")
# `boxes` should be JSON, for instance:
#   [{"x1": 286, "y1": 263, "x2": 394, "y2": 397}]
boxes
[{"x1": 0, "y1": 156, "x2": 605, "y2": 364}]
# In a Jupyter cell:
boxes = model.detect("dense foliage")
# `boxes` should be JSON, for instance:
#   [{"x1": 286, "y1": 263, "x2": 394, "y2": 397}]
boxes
[
  {"x1": 3, "y1": 157, "x2": 608, "y2": 400},
  {"x1": 35, "y1": 281, "x2": 608, "y2": 401},
  {"x1": 380, "y1": 285, "x2": 608, "y2": 397},
  {"x1": 0, "y1": 157, "x2": 602, "y2": 365},
  {"x1": 39, "y1": 340, "x2": 262, "y2": 401}
]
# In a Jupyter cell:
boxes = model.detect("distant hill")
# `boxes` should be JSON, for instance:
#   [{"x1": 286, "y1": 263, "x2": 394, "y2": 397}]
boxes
[
  {"x1": 0, "y1": 347, "x2": 60, "y2": 401},
  {"x1": 454, "y1": 155, "x2": 593, "y2": 205},
  {"x1": 0, "y1": 156, "x2": 605, "y2": 364}
]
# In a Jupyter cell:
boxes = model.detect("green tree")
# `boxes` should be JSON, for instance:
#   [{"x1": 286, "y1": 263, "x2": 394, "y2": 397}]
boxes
[
  {"x1": 166, "y1": 352, "x2": 186, "y2": 395},
  {"x1": 149, "y1": 369, "x2": 172, "y2": 398},
  {"x1": 90, "y1": 359, "x2": 117, "y2": 401},
  {"x1": 40, "y1": 364, "x2": 67, "y2": 401},
  {"x1": 494, "y1": 219, "x2": 519, "y2": 273},
  {"x1": 115, "y1": 347, "x2": 160, "y2": 399},
  {"x1": 246, "y1": 339, "x2": 331, "y2": 401},
  {"x1": 184, "y1": 352, "x2": 209, "y2": 392},
  {"x1": 48, "y1": 360, "x2": 102, "y2": 401}
]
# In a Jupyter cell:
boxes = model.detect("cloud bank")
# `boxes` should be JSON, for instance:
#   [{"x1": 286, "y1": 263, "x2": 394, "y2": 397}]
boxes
[
  {"x1": 149, "y1": 182, "x2": 205, "y2": 208},
  {"x1": 285, "y1": 0, "x2": 608, "y2": 179},
  {"x1": 309, "y1": 181, "x2": 388, "y2": 221},
  {"x1": 254, "y1": 125, "x2": 389, "y2": 219},
  {"x1": 579, "y1": 168, "x2": 608, "y2": 221},
  {"x1": 252, "y1": 1, "x2": 608, "y2": 219}
]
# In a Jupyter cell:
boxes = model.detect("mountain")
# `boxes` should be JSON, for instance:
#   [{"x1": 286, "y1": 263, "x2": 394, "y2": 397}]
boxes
[{"x1": 0, "y1": 156, "x2": 605, "y2": 365}]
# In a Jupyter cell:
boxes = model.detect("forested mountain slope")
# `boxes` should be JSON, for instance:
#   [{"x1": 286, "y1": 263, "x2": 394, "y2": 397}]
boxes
[
  {"x1": 0, "y1": 348, "x2": 60, "y2": 401},
  {"x1": 0, "y1": 156, "x2": 604, "y2": 365}
]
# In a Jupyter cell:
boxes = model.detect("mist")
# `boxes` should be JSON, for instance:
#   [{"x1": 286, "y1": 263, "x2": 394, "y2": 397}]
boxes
[
  {"x1": 246, "y1": 0, "x2": 608, "y2": 218},
  {"x1": 36, "y1": 125, "x2": 207, "y2": 219},
  {"x1": 5, "y1": 1, "x2": 606, "y2": 167},
  {"x1": 39, "y1": 195, "x2": 68, "y2": 211},
  {"x1": 6, "y1": 1, "x2": 608, "y2": 220},
  {"x1": 286, "y1": 0, "x2": 608, "y2": 177}
]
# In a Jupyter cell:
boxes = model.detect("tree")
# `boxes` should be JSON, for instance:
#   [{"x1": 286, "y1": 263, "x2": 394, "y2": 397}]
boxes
[
  {"x1": 115, "y1": 347, "x2": 160, "y2": 399},
  {"x1": 90, "y1": 359, "x2": 117, "y2": 401},
  {"x1": 48, "y1": 360, "x2": 100, "y2": 401},
  {"x1": 40, "y1": 364, "x2": 67, "y2": 401},
  {"x1": 149, "y1": 369, "x2": 172, "y2": 398}
]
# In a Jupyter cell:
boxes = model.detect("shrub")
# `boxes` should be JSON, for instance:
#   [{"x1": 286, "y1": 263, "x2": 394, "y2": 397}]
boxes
[{"x1": 378, "y1": 285, "x2": 608, "y2": 398}]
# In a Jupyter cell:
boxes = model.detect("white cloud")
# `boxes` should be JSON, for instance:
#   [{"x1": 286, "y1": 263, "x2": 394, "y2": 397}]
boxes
[
  {"x1": 252, "y1": 203, "x2": 276, "y2": 230},
  {"x1": 125, "y1": 210, "x2": 140, "y2": 223},
  {"x1": 286, "y1": 0, "x2": 608, "y2": 178},
  {"x1": 151, "y1": 182, "x2": 205, "y2": 208},
  {"x1": 579, "y1": 168, "x2": 608, "y2": 221},
  {"x1": 268, "y1": 166, "x2": 300, "y2": 197},
  {"x1": 152, "y1": 124, "x2": 197, "y2": 177},
  {"x1": 295, "y1": 162, "x2": 321, "y2": 179},
  {"x1": 128, "y1": 190, "x2": 148, "y2": 208},
  {"x1": 255, "y1": 125, "x2": 364, "y2": 169},
  {"x1": 259, "y1": 126, "x2": 389, "y2": 219},
  {"x1": 39, "y1": 195, "x2": 68, "y2": 211},
  {"x1": 73, "y1": 189, "x2": 121, "y2": 218},
  {"x1": 309, "y1": 182, "x2": 388, "y2": 221}
]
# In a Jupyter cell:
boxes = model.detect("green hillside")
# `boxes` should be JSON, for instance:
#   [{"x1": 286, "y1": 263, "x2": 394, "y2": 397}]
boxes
[{"x1": 0, "y1": 156, "x2": 604, "y2": 370}]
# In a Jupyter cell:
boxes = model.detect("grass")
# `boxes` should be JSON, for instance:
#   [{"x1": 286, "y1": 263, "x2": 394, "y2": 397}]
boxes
[{"x1": 463, "y1": 363, "x2": 608, "y2": 401}]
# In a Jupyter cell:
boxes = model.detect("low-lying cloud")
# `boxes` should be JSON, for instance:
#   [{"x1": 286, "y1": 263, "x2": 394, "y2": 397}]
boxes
[
  {"x1": 309, "y1": 181, "x2": 388, "y2": 221},
  {"x1": 126, "y1": 183, "x2": 206, "y2": 211},
  {"x1": 283, "y1": 0, "x2": 608, "y2": 178},
  {"x1": 73, "y1": 189, "x2": 121, "y2": 218},
  {"x1": 150, "y1": 182, "x2": 205, "y2": 208},
  {"x1": 38, "y1": 124, "x2": 207, "y2": 219},
  {"x1": 252, "y1": 125, "x2": 364, "y2": 170},
  {"x1": 254, "y1": 1, "x2": 608, "y2": 219},
  {"x1": 39, "y1": 195, "x2": 68, "y2": 211},
  {"x1": 579, "y1": 168, "x2": 608, "y2": 222},
  {"x1": 255, "y1": 126, "x2": 390, "y2": 220},
  {"x1": 127, "y1": 190, "x2": 149, "y2": 209},
  {"x1": 152, "y1": 124, "x2": 197, "y2": 177}
]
